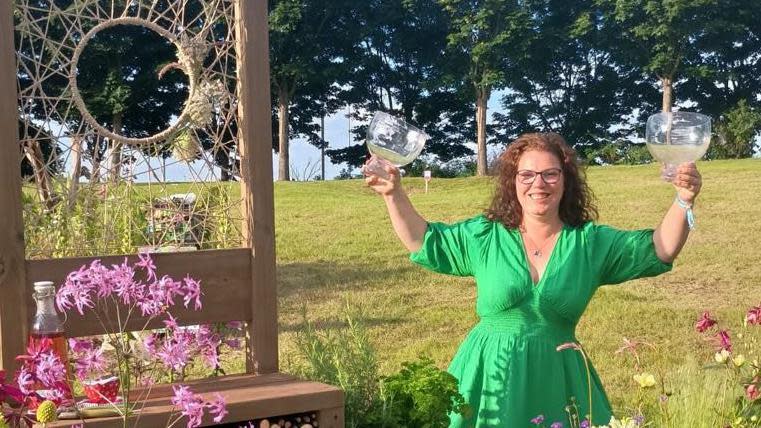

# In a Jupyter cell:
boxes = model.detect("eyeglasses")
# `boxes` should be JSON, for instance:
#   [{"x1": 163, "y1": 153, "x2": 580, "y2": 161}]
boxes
[{"x1": 516, "y1": 168, "x2": 563, "y2": 185}]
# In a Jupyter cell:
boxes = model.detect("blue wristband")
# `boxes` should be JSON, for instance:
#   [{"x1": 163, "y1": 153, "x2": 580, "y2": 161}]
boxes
[{"x1": 675, "y1": 195, "x2": 695, "y2": 230}]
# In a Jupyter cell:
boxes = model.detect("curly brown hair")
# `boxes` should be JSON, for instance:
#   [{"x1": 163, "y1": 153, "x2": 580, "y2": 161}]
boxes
[{"x1": 485, "y1": 132, "x2": 598, "y2": 229}]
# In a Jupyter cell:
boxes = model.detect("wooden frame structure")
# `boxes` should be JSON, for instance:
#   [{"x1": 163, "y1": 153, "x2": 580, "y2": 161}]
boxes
[{"x1": 0, "y1": 1, "x2": 344, "y2": 426}]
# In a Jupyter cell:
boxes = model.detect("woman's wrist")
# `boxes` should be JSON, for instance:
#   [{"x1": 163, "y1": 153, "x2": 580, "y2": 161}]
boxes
[
  {"x1": 383, "y1": 187, "x2": 406, "y2": 201},
  {"x1": 674, "y1": 193, "x2": 696, "y2": 230},
  {"x1": 675, "y1": 194, "x2": 696, "y2": 207},
  {"x1": 675, "y1": 196, "x2": 693, "y2": 207}
]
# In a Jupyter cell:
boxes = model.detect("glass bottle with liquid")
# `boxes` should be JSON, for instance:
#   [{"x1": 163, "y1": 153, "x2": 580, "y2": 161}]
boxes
[{"x1": 28, "y1": 281, "x2": 72, "y2": 387}]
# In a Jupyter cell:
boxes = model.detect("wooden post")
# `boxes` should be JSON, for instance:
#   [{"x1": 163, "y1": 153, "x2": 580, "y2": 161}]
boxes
[
  {"x1": 318, "y1": 406, "x2": 345, "y2": 428},
  {"x1": 235, "y1": 0, "x2": 278, "y2": 375},
  {"x1": 0, "y1": 0, "x2": 29, "y2": 375}
]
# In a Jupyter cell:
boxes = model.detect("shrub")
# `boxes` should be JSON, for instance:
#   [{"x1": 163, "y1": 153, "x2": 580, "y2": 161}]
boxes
[
  {"x1": 379, "y1": 357, "x2": 469, "y2": 428},
  {"x1": 708, "y1": 100, "x2": 761, "y2": 160},
  {"x1": 289, "y1": 305, "x2": 468, "y2": 428}
]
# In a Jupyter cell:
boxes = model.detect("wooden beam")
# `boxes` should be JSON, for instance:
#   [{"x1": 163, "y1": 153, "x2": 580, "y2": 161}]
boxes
[
  {"x1": 26, "y1": 249, "x2": 252, "y2": 337},
  {"x1": 0, "y1": 0, "x2": 29, "y2": 375},
  {"x1": 38, "y1": 374, "x2": 344, "y2": 428},
  {"x1": 235, "y1": 0, "x2": 278, "y2": 374}
]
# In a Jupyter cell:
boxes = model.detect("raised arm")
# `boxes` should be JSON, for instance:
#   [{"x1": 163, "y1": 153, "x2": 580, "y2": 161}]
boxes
[
  {"x1": 365, "y1": 159, "x2": 428, "y2": 252},
  {"x1": 653, "y1": 162, "x2": 702, "y2": 263}
]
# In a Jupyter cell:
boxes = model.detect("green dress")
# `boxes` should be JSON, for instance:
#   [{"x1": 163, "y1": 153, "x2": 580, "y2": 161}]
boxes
[{"x1": 409, "y1": 215, "x2": 672, "y2": 427}]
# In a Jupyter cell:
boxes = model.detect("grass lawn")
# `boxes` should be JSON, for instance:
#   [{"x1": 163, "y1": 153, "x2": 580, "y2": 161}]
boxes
[{"x1": 273, "y1": 158, "x2": 761, "y2": 412}]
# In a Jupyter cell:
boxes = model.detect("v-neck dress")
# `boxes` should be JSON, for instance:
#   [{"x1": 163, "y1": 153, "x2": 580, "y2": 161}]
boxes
[{"x1": 409, "y1": 215, "x2": 672, "y2": 427}]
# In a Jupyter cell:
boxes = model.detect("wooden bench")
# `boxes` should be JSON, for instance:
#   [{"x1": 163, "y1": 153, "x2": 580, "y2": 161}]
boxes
[
  {"x1": 25, "y1": 251, "x2": 345, "y2": 427},
  {"x1": 38, "y1": 374, "x2": 344, "y2": 428},
  {"x1": 0, "y1": 1, "x2": 345, "y2": 426}
]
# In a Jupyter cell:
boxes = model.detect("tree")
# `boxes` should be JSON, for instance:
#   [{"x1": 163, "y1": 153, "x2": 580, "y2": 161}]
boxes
[
  {"x1": 678, "y1": 1, "x2": 761, "y2": 119},
  {"x1": 269, "y1": 0, "x2": 351, "y2": 181},
  {"x1": 604, "y1": 0, "x2": 715, "y2": 112},
  {"x1": 326, "y1": 0, "x2": 474, "y2": 169},
  {"x1": 438, "y1": 0, "x2": 533, "y2": 175},
  {"x1": 495, "y1": 0, "x2": 650, "y2": 154}
]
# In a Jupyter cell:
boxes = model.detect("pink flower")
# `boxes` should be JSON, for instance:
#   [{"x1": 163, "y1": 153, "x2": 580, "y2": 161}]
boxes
[
  {"x1": 209, "y1": 393, "x2": 227, "y2": 423},
  {"x1": 68, "y1": 338, "x2": 94, "y2": 353},
  {"x1": 17, "y1": 366, "x2": 34, "y2": 395},
  {"x1": 56, "y1": 265, "x2": 97, "y2": 315},
  {"x1": 111, "y1": 261, "x2": 143, "y2": 305},
  {"x1": 163, "y1": 313, "x2": 180, "y2": 330},
  {"x1": 35, "y1": 351, "x2": 67, "y2": 386},
  {"x1": 531, "y1": 414, "x2": 545, "y2": 424},
  {"x1": 196, "y1": 326, "x2": 222, "y2": 369},
  {"x1": 56, "y1": 257, "x2": 204, "y2": 320},
  {"x1": 136, "y1": 252, "x2": 157, "y2": 281},
  {"x1": 143, "y1": 333, "x2": 159, "y2": 354},
  {"x1": 73, "y1": 347, "x2": 107, "y2": 380},
  {"x1": 225, "y1": 338, "x2": 241, "y2": 349},
  {"x1": 156, "y1": 331, "x2": 192, "y2": 371},
  {"x1": 16, "y1": 337, "x2": 52, "y2": 367},
  {"x1": 746, "y1": 305, "x2": 761, "y2": 326},
  {"x1": 746, "y1": 382, "x2": 760, "y2": 401},
  {"x1": 715, "y1": 330, "x2": 732, "y2": 352},
  {"x1": 695, "y1": 311, "x2": 717, "y2": 332},
  {"x1": 182, "y1": 276, "x2": 203, "y2": 310},
  {"x1": 171, "y1": 385, "x2": 205, "y2": 428}
]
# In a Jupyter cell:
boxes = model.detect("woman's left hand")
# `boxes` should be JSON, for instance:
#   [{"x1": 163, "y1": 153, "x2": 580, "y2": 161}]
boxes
[{"x1": 672, "y1": 162, "x2": 702, "y2": 204}]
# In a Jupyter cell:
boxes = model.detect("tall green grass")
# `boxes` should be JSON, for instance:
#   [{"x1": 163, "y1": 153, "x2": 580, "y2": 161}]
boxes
[
  {"x1": 22, "y1": 158, "x2": 760, "y2": 421},
  {"x1": 274, "y1": 159, "x2": 761, "y2": 416}
]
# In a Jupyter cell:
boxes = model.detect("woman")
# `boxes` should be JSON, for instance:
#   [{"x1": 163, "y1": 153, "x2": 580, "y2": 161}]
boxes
[{"x1": 364, "y1": 133, "x2": 702, "y2": 427}]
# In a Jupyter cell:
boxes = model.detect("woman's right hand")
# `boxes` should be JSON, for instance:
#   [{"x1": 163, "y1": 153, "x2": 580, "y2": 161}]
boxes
[
  {"x1": 363, "y1": 156, "x2": 427, "y2": 251},
  {"x1": 364, "y1": 157, "x2": 401, "y2": 196}
]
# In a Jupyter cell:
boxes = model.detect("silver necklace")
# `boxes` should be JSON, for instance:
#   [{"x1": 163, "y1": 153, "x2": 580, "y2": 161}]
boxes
[{"x1": 521, "y1": 230, "x2": 558, "y2": 258}]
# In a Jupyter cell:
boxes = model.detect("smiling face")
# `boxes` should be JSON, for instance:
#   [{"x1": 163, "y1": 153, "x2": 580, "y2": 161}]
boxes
[{"x1": 515, "y1": 150, "x2": 564, "y2": 221}]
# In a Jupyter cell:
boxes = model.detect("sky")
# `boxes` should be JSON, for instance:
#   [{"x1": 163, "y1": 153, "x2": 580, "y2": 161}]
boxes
[
  {"x1": 59, "y1": 90, "x2": 759, "y2": 184},
  {"x1": 272, "y1": 104, "x2": 356, "y2": 181},
  {"x1": 273, "y1": 92, "x2": 508, "y2": 181}
]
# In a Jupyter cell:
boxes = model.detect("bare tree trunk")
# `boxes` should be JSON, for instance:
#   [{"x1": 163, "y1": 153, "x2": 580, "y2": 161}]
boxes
[
  {"x1": 90, "y1": 135, "x2": 104, "y2": 184},
  {"x1": 67, "y1": 135, "x2": 82, "y2": 210},
  {"x1": 320, "y1": 114, "x2": 325, "y2": 181},
  {"x1": 23, "y1": 140, "x2": 54, "y2": 208},
  {"x1": 109, "y1": 113, "x2": 123, "y2": 183},
  {"x1": 661, "y1": 77, "x2": 673, "y2": 113},
  {"x1": 475, "y1": 85, "x2": 491, "y2": 176},
  {"x1": 278, "y1": 87, "x2": 290, "y2": 181}
]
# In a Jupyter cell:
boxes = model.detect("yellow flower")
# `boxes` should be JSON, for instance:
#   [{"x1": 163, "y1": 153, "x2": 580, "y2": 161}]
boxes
[
  {"x1": 36, "y1": 400, "x2": 58, "y2": 424},
  {"x1": 633, "y1": 372, "x2": 656, "y2": 388},
  {"x1": 715, "y1": 349, "x2": 731, "y2": 364},
  {"x1": 732, "y1": 354, "x2": 746, "y2": 367}
]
